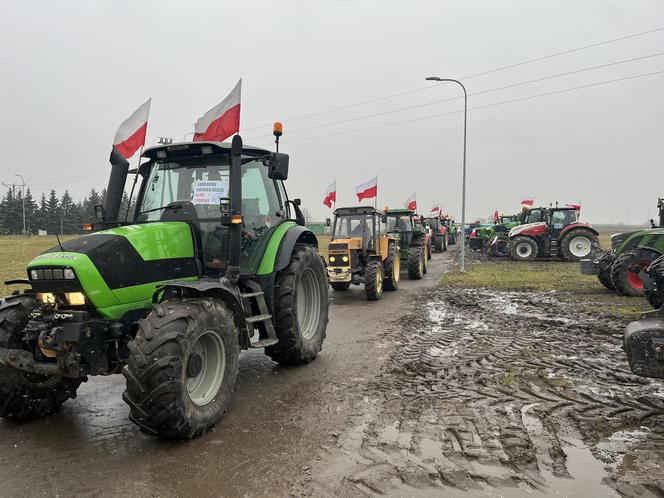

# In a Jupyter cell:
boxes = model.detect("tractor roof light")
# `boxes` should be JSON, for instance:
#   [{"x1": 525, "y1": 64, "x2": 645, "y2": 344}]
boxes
[
  {"x1": 273, "y1": 122, "x2": 283, "y2": 138},
  {"x1": 231, "y1": 215, "x2": 243, "y2": 224}
]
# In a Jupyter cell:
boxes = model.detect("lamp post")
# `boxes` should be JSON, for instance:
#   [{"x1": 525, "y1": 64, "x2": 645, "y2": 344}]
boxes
[
  {"x1": 14, "y1": 174, "x2": 27, "y2": 236},
  {"x1": 425, "y1": 76, "x2": 467, "y2": 271}
]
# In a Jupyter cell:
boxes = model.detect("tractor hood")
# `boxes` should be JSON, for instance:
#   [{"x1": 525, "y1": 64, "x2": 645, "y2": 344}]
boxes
[
  {"x1": 509, "y1": 222, "x2": 546, "y2": 238},
  {"x1": 26, "y1": 222, "x2": 198, "y2": 319}
]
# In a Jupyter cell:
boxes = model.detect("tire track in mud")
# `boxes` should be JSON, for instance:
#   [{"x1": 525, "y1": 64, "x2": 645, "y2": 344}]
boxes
[{"x1": 317, "y1": 286, "x2": 664, "y2": 497}]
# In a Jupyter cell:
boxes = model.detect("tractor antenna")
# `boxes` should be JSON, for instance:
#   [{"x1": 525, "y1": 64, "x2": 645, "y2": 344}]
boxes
[{"x1": 55, "y1": 232, "x2": 65, "y2": 253}]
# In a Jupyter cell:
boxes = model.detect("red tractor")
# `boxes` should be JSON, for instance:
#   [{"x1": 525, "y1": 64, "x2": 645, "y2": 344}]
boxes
[{"x1": 507, "y1": 206, "x2": 599, "y2": 262}]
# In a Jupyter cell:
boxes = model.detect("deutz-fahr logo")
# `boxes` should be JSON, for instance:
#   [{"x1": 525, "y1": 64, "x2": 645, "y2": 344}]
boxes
[
  {"x1": 33, "y1": 254, "x2": 77, "y2": 261},
  {"x1": 53, "y1": 313, "x2": 74, "y2": 320}
]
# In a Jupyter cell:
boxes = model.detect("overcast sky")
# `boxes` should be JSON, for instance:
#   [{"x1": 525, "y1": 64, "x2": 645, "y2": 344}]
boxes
[{"x1": 1, "y1": 0, "x2": 663, "y2": 224}]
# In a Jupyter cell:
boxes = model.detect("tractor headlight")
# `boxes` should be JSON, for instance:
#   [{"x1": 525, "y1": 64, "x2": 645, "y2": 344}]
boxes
[
  {"x1": 30, "y1": 270, "x2": 39, "y2": 280},
  {"x1": 37, "y1": 293, "x2": 56, "y2": 305},
  {"x1": 342, "y1": 256, "x2": 349, "y2": 262},
  {"x1": 329, "y1": 256, "x2": 336, "y2": 262},
  {"x1": 63, "y1": 268, "x2": 76, "y2": 280},
  {"x1": 65, "y1": 292, "x2": 86, "y2": 306}
]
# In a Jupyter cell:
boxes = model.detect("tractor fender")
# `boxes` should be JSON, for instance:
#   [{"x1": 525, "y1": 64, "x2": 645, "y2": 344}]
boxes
[
  {"x1": 560, "y1": 223, "x2": 599, "y2": 238},
  {"x1": 509, "y1": 222, "x2": 547, "y2": 238},
  {"x1": 153, "y1": 280, "x2": 246, "y2": 329},
  {"x1": 275, "y1": 225, "x2": 319, "y2": 272}
]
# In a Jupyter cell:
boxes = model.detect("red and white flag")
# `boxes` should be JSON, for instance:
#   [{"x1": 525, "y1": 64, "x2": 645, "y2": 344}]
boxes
[
  {"x1": 405, "y1": 193, "x2": 417, "y2": 211},
  {"x1": 323, "y1": 181, "x2": 336, "y2": 208},
  {"x1": 493, "y1": 210, "x2": 500, "y2": 222},
  {"x1": 356, "y1": 176, "x2": 377, "y2": 201},
  {"x1": 521, "y1": 197, "x2": 535, "y2": 209},
  {"x1": 193, "y1": 79, "x2": 242, "y2": 142},
  {"x1": 566, "y1": 202, "x2": 582, "y2": 211},
  {"x1": 431, "y1": 205, "x2": 441, "y2": 214},
  {"x1": 113, "y1": 98, "x2": 151, "y2": 159}
]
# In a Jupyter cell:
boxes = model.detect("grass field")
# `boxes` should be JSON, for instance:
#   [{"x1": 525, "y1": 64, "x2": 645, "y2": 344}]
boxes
[{"x1": 0, "y1": 236, "x2": 75, "y2": 296}]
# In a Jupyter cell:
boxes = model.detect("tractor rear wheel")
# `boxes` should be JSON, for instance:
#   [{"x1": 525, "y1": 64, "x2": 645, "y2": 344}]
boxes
[
  {"x1": 611, "y1": 249, "x2": 659, "y2": 297},
  {"x1": 364, "y1": 260, "x2": 384, "y2": 301},
  {"x1": 560, "y1": 229, "x2": 598, "y2": 262},
  {"x1": 646, "y1": 283, "x2": 664, "y2": 310},
  {"x1": 330, "y1": 282, "x2": 351, "y2": 291},
  {"x1": 383, "y1": 242, "x2": 400, "y2": 291},
  {"x1": 266, "y1": 244, "x2": 328, "y2": 365},
  {"x1": 443, "y1": 234, "x2": 448, "y2": 252},
  {"x1": 509, "y1": 236, "x2": 538, "y2": 261},
  {"x1": 123, "y1": 297, "x2": 239, "y2": 438},
  {"x1": 433, "y1": 236, "x2": 443, "y2": 253},
  {"x1": 0, "y1": 295, "x2": 84, "y2": 421},
  {"x1": 407, "y1": 246, "x2": 424, "y2": 279},
  {"x1": 597, "y1": 253, "x2": 616, "y2": 291}
]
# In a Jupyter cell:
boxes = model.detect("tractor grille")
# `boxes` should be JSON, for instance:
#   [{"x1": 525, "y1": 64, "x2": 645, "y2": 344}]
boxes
[{"x1": 329, "y1": 243, "x2": 348, "y2": 252}]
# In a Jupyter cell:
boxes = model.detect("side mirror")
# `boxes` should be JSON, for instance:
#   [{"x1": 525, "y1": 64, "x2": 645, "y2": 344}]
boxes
[
  {"x1": 325, "y1": 218, "x2": 331, "y2": 227},
  {"x1": 651, "y1": 218, "x2": 656, "y2": 228},
  {"x1": 294, "y1": 198, "x2": 301, "y2": 206},
  {"x1": 268, "y1": 152, "x2": 289, "y2": 180},
  {"x1": 94, "y1": 204, "x2": 106, "y2": 220}
]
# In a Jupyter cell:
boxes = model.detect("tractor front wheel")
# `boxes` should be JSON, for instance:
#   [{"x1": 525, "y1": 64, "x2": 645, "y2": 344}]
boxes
[
  {"x1": 0, "y1": 295, "x2": 84, "y2": 421},
  {"x1": 509, "y1": 236, "x2": 538, "y2": 262},
  {"x1": 443, "y1": 234, "x2": 448, "y2": 252},
  {"x1": 123, "y1": 298, "x2": 240, "y2": 438},
  {"x1": 407, "y1": 246, "x2": 424, "y2": 279},
  {"x1": 560, "y1": 229, "x2": 598, "y2": 262},
  {"x1": 266, "y1": 244, "x2": 328, "y2": 365},
  {"x1": 330, "y1": 282, "x2": 351, "y2": 291},
  {"x1": 364, "y1": 260, "x2": 384, "y2": 301},
  {"x1": 383, "y1": 243, "x2": 400, "y2": 291},
  {"x1": 611, "y1": 249, "x2": 659, "y2": 297},
  {"x1": 596, "y1": 253, "x2": 616, "y2": 291},
  {"x1": 433, "y1": 236, "x2": 443, "y2": 253}
]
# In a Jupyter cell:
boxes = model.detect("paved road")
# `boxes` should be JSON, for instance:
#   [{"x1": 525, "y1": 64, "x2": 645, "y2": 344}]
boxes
[{"x1": 0, "y1": 247, "x2": 457, "y2": 497}]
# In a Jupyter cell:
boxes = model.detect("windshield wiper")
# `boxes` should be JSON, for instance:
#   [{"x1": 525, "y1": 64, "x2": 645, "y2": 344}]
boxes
[{"x1": 138, "y1": 203, "x2": 183, "y2": 216}]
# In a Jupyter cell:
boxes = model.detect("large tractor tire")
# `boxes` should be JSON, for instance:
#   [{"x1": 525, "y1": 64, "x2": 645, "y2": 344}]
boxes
[
  {"x1": 0, "y1": 295, "x2": 84, "y2": 421},
  {"x1": 449, "y1": 232, "x2": 456, "y2": 245},
  {"x1": 423, "y1": 244, "x2": 429, "y2": 274},
  {"x1": 443, "y1": 234, "x2": 448, "y2": 252},
  {"x1": 433, "y1": 235, "x2": 443, "y2": 253},
  {"x1": 509, "y1": 236, "x2": 538, "y2": 262},
  {"x1": 123, "y1": 297, "x2": 239, "y2": 438},
  {"x1": 646, "y1": 282, "x2": 664, "y2": 310},
  {"x1": 383, "y1": 242, "x2": 400, "y2": 291},
  {"x1": 364, "y1": 260, "x2": 384, "y2": 301},
  {"x1": 560, "y1": 229, "x2": 598, "y2": 262},
  {"x1": 610, "y1": 249, "x2": 660, "y2": 297},
  {"x1": 407, "y1": 246, "x2": 424, "y2": 280},
  {"x1": 330, "y1": 282, "x2": 351, "y2": 291},
  {"x1": 596, "y1": 253, "x2": 616, "y2": 291},
  {"x1": 265, "y1": 244, "x2": 328, "y2": 365}
]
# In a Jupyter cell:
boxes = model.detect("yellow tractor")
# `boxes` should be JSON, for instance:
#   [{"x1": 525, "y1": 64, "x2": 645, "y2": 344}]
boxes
[{"x1": 326, "y1": 206, "x2": 400, "y2": 300}]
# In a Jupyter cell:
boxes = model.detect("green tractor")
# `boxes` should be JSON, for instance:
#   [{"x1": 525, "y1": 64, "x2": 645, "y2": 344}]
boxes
[
  {"x1": 581, "y1": 199, "x2": 664, "y2": 297},
  {"x1": 0, "y1": 133, "x2": 329, "y2": 438},
  {"x1": 383, "y1": 209, "x2": 429, "y2": 279},
  {"x1": 442, "y1": 216, "x2": 458, "y2": 245},
  {"x1": 470, "y1": 213, "x2": 521, "y2": 252}
]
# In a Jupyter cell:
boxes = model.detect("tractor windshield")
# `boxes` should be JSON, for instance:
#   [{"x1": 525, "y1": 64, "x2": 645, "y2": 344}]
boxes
[
  {"x1": 135, "y1": 156, "x2": 287, "y2": 275},
  {"x1": 333, "y1": 215, "x2": 375, "y2": 239},
  {"x1": 385, "y1": 215, "x2": 413, "y2": 233},
  {"x1": 550, "y1": 209, "x2": 578, "y2": 228}
]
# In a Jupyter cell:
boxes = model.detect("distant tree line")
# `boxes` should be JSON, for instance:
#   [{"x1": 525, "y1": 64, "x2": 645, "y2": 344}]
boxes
[{"x1": 0, "y1": 186, "x2": 131, "y2": 235}]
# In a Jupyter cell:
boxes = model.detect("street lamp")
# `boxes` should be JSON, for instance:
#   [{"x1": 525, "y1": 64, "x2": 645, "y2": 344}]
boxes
[
  {"x1": 14, "y1": 174, "x2": 27, "y2": 236},
  {"x1": 425, "y1": 76, "x2": 468, "y2": 272}
]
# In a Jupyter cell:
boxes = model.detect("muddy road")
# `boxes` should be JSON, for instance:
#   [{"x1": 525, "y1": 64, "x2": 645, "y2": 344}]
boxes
[{"x1": 0, "y1": 248, "x2": 456, "y2": 497}]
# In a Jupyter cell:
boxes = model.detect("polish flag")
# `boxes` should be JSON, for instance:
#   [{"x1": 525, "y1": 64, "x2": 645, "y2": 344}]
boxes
[
  {"x1": 431, "y1": 205, "x2": 441, "y2": 214},
  {"x1": 193, "y1": 79, "x2": 242, "y2": 142},
  {"x1": 493, "y1": 210, "x2": 500, "y2": 222},
  {"x1": 521, "y1": 197, "x2": 535, "y2": 209},
  {"x1": 356, "y1": 176, "x2": 377, "y2": 201},
  {"x1": 405, "y1": 193, "x2": 417, "y2": 211},
  {"x1": 113, "y1": 98, "x2": 151, "y2": 159},
  {"x1": 323, "y1": 181, "x2": 336, "y2": 208},
  {"x1": 566, "y1": 202, "x2": 582, "y2": 211}
]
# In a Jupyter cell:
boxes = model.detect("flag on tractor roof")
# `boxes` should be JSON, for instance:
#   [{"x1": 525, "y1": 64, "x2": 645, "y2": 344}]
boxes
[
  {"x1": 521, "y1": 197, "x2": 535, "y2": 209},
  {"x1": 323, "y1": 181, "x2": 336, "y2": 208},
  {"x1": 493, "y1": 210, "x2": 500, "y2": 222},
  {"x1": 566, "y1": 202, "x2": 582, "y2": 211},
  {"x1": 194, "y1": 79, "x2": 242, "y2": 142},
  {"x1": 113, "y1": 98, "x2": 151, "y2": 160},
  {"x1": 405, "y1": 193, "x2": 417, "y2": 211},
  {"x1": 431, "y1": 204, "x2": 440, "y2": 214},
  {"x1": 356, "y1": 176, "x2": 377, "y2": 201}
]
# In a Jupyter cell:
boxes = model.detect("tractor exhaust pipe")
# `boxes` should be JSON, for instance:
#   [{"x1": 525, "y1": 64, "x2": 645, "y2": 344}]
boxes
[
  {"x1": 226, "y1": 134, "x2": 243, "y2": 283},
  {"x1": 103, "y1": 146, "x2": 130, "y2": 223}
]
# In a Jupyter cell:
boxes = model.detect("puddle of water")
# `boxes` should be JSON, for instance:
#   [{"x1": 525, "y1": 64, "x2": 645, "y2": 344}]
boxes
[
  {"x1": 380, "y1": 420, "x2": 412, "y2": 448},
  {"x1": 596, "y1": 427, "x2": 652, "y2": 471}
]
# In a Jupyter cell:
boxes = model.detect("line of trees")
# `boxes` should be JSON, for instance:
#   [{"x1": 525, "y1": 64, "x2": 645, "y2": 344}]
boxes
[{"x1": 0, "y1": 186, "x2": 130, "y2": 235}]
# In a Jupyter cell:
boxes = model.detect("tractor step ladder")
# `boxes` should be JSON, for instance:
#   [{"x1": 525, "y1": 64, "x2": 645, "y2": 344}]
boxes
[
  {"x1": 241, "y1": 282, "x2": 279, "y2": 348},
  {"x1": 549, "y1": 238, "x2": 559, "y2": 257}
]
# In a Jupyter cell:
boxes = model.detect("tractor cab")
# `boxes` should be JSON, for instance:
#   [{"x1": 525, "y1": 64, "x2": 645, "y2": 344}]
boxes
[{"x1": 133, "y1": 141, "x2": 295, "y2": 277}]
